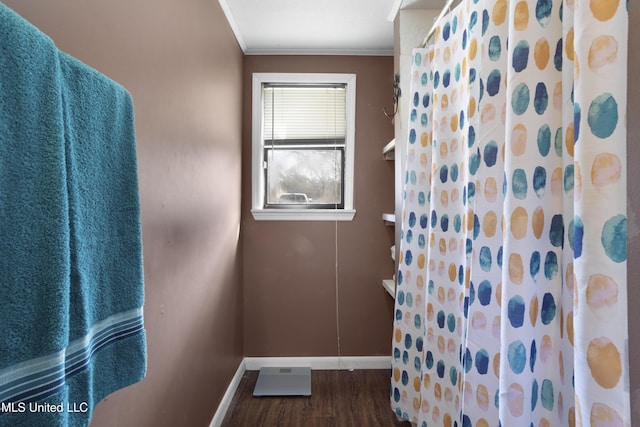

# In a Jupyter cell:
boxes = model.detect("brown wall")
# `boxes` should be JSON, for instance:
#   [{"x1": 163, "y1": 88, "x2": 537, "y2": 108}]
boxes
[
  {"x1": 628, "y1": 3, "x2": 640, "y2": 423},
  {"x1": 3, "y1": 1, "x2": 244, "y2": 426},
  {"x1": 242, "y1": 56, "x2": 396, "y2": 357}
]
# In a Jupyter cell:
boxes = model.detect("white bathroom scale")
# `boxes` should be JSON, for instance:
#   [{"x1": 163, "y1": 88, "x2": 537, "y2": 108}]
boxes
[{"x1": 253, "y1": 367, "x2": 311, "y2": 397}]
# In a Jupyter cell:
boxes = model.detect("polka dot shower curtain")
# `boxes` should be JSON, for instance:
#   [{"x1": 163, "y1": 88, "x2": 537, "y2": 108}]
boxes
[{"x1": 390, "y1": 0, "x2": 629, "y2": 426}]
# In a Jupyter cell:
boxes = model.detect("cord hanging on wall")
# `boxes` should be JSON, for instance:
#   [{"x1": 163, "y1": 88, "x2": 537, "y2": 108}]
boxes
[{"x1": 383, "y1": 74, "x2": 401, "y2": 118}]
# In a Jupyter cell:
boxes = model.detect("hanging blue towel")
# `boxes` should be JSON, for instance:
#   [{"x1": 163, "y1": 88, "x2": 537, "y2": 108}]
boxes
[{"x1": 0, "y1": 4, "x2": 146, "y2": 426}]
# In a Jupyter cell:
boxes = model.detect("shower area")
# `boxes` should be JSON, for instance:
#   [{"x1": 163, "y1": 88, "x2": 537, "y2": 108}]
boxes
[{"x1": 390, "y1": 0, "x2": 629, "y2": 425}]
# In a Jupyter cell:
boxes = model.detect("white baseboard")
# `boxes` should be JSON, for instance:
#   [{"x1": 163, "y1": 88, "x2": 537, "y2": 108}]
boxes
[
  {"x1": 209, "y1": 359, "x2": 246, "y2": 427},
  {"x1": 209, "y1": 355, "x2": 390, "y2": 426},
  {"x1": 244, "y1": 355, "x2": 391, "y2": 371}
]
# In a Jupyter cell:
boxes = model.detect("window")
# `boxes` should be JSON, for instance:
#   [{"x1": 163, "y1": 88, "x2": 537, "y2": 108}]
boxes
[{"x1": 251, "y1": 73, "x2": 356, "y2": 221}]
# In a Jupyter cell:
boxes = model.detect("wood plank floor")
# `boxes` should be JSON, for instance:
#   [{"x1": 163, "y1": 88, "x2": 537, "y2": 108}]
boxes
[{"x1": 221, "y1": 369, "x2": 413, "y2": 427}]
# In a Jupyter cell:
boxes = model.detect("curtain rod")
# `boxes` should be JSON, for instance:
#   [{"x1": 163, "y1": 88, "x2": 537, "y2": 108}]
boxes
[{"x1": 419, "y1": 0, "x2": 463, "y2": 47}]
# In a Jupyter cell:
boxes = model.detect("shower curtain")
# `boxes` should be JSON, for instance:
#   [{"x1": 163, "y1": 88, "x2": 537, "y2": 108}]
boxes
[{"x1": 391, "y1": 0, "x2": 629, "y2": 426}]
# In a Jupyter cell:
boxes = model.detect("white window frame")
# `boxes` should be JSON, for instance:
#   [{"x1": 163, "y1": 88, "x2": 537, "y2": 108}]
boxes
[{"x1": 251, "y1": 73, "x2": 357, "y2": 221}]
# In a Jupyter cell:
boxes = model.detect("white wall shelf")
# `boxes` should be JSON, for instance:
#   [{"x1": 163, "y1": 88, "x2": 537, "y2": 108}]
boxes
[
  {"x1": 383, "y1": 138, "x2": 396, "y2": 160},
  {"x1": 382, "y1": 279, "x2": 395, "y2": 299}
]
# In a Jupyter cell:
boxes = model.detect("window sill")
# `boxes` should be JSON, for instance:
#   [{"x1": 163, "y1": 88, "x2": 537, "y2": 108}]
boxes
[{"x1": 251, "y1": 208, "x2": 356, "y2": 221}]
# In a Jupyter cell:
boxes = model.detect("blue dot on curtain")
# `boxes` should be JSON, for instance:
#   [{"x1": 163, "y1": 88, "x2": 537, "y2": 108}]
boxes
[
  {"x1": 406, "y1": 229, "x2": 413, "y2": 244},
  {"x1": 414, "y1": 51, "x2": 422, "y2": 65},
  {"x1": 421, "y1": 72, "x2": 428, "y2": 86},
  {"x1": 405, "y1": 250, "x2": 413, "y2": 266},
  {"x1": 489, "y1": 35, "x2": 501, "y2": 61},
  {"x1": 530, "y1": 339, "x2": 537, "y2": 372},
  {"x1": 482, "y1": 9, "x2": 490, "y2": 35},
  {"x1": 469, "y1": 10, "x2": 478, "y2": 31},
  {"x1": 419, "y1": 191, "x2": 426, "y2": 206},
  {"x1": 455, "y1": 63, "x2": 462, "y2": 82},
  {"x1": 541, "y1": 292, "x2": 557, "y2": 325},
  {"x1": 437, "y1": 310, "x2": 445, "y2": 329},
  {"x1": 464, "y1": 348, "x2": 473, "y2": 373},
  {"x1": 513, "y1": 41, "x2": 530, "y2": 72},
  {"x1": 530, "y1": 251, "x2": 541, "y2": 279},
  {"x1": 393, "y1": 387, "x2": 400, "y2": 402},
  {"x1": 423, "y1": 94, "x2": 431, "y2": 108},
  {"x1": 549, "y1": 214, "x2": 564, "y2": 247},
  {"x1": 574, "y1": 103, "x2": 581, "y2": 142},
  {"x1": 463, "y1": 415, "x2": 472, "y2": 427},
  {"x1": 475, "y1": 349, "x2": 489, "y2": 375},
  {"x1": 406, "y1": 292, "x2": 413, "y2": 308},
  {"x1": 533, "y1": 166, "x2": 546, "y2": 197},
  {"x1": 537, "y1": 125, "x2": 551, "y2": 156},
  {"x1": 414, "y1": 356, "x2": 421, "y2": 372},
  {"x1": 469, "y1": 150, "x2": 481, "y2": 176},
  {"x1": 420, "y1": 213, "x2": 428, "y2": 229},
  {"x1": 451, "y1": 163, "x2": 459, "y2": 182},
  {"x1": 541, "y1": 379, "x2": 554, "y2": 411},
  {"x1": 401, "y1": 370, "x2": 409, "y2": 386},
  {"x1": 413, "y1": 92, "x2": 419, "y2": 107},
  {"x1": 487, "y1": 70, "x2": 501, "y2": 97},
  {"x1": 421, "y1": 113, "x2": 428, "y2": 126},
  {"x1": 409, "y1": 129, "x2": 416, "y2": 144},
  {"x1": 512, "y1": 83, "x2": 531, "y2": 115},
  {"x1": 409, "y1": 211, "x2": 416, "y2": 227},
  {"x1": 468, "y1": 181, "x2": 476, "y2": 200},
  {"x1": 418, "y1": 234, "x2": 426, "y2": 249},
  {"x1": 443, "y1": 70, "x2": 451, "y2": 88},
  {"x1": 478, "y1": 280, "x2": 492, "y2": 305},
  {"x1": 449, "y1": 366, "x2": 458, "y2": 386},
  {"x1": 480, "y1": 246, "x2": 492, "y2": 271},
  {"x1": 404, "y1": 333, "x2": 413, "y2": 350},
  {"x1": 447, "y1": 313, "x2": 456, "y2": 332},
  {"x1": 416, "y1": 337, "x2": 424, "y2": 352},
  {"x1": 426, "y1": 351, "x2": 434, "y2": 369},
  {"x1": 470, "y1": 68, "x2": 477, "y2": 84},
  {"x1": 554, "y1": 127, "x2": 563, "y2": 157},
  {"x1": 434, "y1": 71, "x2": 440, "y2": 88},
  {"x1": 431, "y1": 210, "x2": 438, "y2": 228},
  {"x1": 531, "y1": 379, "x2": 539, "y2": 411},
  {"x1": 394, "y1": 347, "x2": 401, "y2": 360},
  {"x1": 484, "y1": 141, "x2": 498, "y2": 167},
  {"x1": 459, "y1": 109, "x2": 465, "y2": 128},
  {"x1": 602, "y1": 214, "x2": 627, "y2": 262},
  {"x1": 508, "y1": 340, "x2": 527, "y2": 374},
  {"x1": 573, "y1": 216, "x2": 584, "y2": 258},
  {"x1": 534, "y1": 82, "x2": 548, "y2": 115},
  {"x1": 498, "y1": 246, "x2": 503, "y2": 268},
  {"x1": 440, "y1": 165, "x2": 449, "y2": 183},
  {"x1": 397, "y1": 290, "x2": 405, "y2": 305},
  {"x1": 437, "y1": 360, "x2": 445, "y2": 378},
  {"x1": 544, "y1": 251, "x2": 558, "y2": 280},
  {"x1": 443, "y1": 22, "x2": 451, "y2": 40},
  {"x1": 508, "y1": 295, "x2": 525, "y2": 327},
  {"x1": 452, "y1": 15, "x2": 458, "y2": 34},
  {"x1": 454, "y1": 214, "x2": 462, "y2": 232},
  {"x1": 403, "y1": 351, "x2": 409, "y2": 364},
  {"x1": 469, "y1": 126, "x2": 476, "y2": 147},
  {"x1": 512, "y1": 168, "x2": 528, "y2": 199},
  {"x1": 410, "y1": 109, "x2": 417, "y2": 123},
  {"x1": 441, "y1": 214, "x2": 449, "y2": 232},
  {"x1": 463, "y1": 29, "x2": 468, "y2": 49},
  {"x1": 554, "y1": 38, "x2": 562, "y2": 71},
  {"x1": 564, "y1": 164, "x2": 574, "y2": 193},
  {"x1": 395, "y1": 309, "x2": 402, "y2": 321},
  {"x1": 414, "y1": 314, "x2": 422, "y2": 329},
  {"x1": 536, "y1": 0, "x2": 553, "y2": 26},
  {"x1": 588, "y1": 93, "x2": 618, "y2": 139}
]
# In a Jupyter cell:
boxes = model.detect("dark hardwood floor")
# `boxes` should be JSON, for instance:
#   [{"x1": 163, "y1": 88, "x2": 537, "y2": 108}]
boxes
[{"x1": 221, "y1": 369, "x2": 413, "y2": 427}]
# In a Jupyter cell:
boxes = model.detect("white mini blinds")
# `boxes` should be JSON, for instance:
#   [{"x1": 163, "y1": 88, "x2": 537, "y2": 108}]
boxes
[{"x1": 263, "y1": 84, "x2": 347, "y2": 142}]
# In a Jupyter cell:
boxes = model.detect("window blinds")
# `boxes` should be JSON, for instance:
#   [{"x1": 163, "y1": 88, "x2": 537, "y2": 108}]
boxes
[{"x1": 263, "y1": 85, "x2": 347, "y2": 142}]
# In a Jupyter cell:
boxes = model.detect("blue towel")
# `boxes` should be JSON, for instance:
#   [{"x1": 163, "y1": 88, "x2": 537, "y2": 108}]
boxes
[{"x1": 0, "y1": 4, "x2": 146, "y2": 426}]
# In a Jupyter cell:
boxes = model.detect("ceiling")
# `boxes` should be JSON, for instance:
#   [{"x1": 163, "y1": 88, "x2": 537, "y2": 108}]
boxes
[{"x1": 218, "y1": 0, "x2": 445, "y2": 55}]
